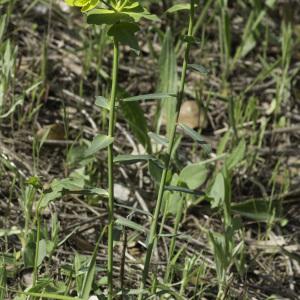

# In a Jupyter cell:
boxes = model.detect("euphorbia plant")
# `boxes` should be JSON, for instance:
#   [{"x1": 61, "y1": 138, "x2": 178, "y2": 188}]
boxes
[{"x1": 63, "y1": 1, "x2": 158, "y2": 299}]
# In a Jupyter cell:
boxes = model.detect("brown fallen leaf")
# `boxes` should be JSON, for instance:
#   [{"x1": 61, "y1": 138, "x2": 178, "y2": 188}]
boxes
[{"x1": 36, "y1": 123, "x2": 66, "y2": 141}]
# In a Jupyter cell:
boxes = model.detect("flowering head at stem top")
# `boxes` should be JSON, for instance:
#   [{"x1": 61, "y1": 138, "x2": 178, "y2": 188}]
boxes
[
  {"x1": 63, "y1": 0, "x2": 159, "y2": 53},
  {"x1": 65, "y1": 0, "x2": 99, "y2": 12}
]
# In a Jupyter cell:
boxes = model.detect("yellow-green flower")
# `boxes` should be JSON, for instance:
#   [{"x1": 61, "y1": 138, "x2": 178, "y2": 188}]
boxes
[{"x1": 65, "y1": 0, "x2": 99, "y2": 12}]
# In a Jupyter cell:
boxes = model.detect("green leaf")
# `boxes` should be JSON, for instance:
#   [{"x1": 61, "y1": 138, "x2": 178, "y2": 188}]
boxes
[
  {"x1": 81, "y1": 0, "x2": 98, "y2": 12},
  {"x1": 108, "y1": 22, "x2": 140, "y2": 53},
  {"x1": 122, "y1": 3, "x2": 160, "y2": 22},
  {"x1": 63, "y1": 188, "x2": 108, "y2": 197},
  {"x1": 114, "y1": 154, "x2": 155, "y2": 164},
  {"x1": 165, "y1": 185, "x2": 205, "y2": 196},
  {"x1": 208, "y1": 173, "x2": 225, "y2": 208},
  {"x1": 148, "y1": 132, "x2": 169, "y2": 146},
  {"x1": 116, "y1": 216, "x2": 146, "y2": 233},
  {"x1": 188, "y1": 64, "x2": 208, "y2": 75},
  {"x1": 84, "y1": 134, "x2": 114, "y2": 158},
  {"x1": 148, "y1": 159, "x2": 164, "y2": 183},
  {"x1": 122, "y1": 92, "x2": 176, "y2": 102},
  {"x1": 95, "y1": 96, "x2": 109, "y2": 110},
  {"x1": 179, "y1": 163, "x2": 208, "y2": 189},
  {"x1": 80, "y1": 228, "x2": 105, "y2": 300},
  {"x1": 225, "y1": 139, "x2": 246, "y2": 170},
  {"x1": 86, "y1": 9, "x2": 133, "y2": 25},
  {"x1": 10, "y1": 290, "x2": 82, "y2": 300},
  {"x1": 0, "y1": 97, "x2": 23, "y2": 119},
  {"x1": 40, "y1": 189, "x2": 62, "y2": 209},
  {"x1": 178, "y1": 123, "x2": 211, "y2": 154},
  {"x1": 120, "y1": 101, "x2": 152, "y2": 153},
  {"x1": 0, "y1": 260, "x2": 6, "y2": 300},
  {"x1": 182, "y1": 35, "x2": 201, "y2": 44},
  {"x1": 158, "y1": 28, "x2": 178, "y2": 138},
  {"x1": 231, "y1": 198, "x2": 280, "y2": 222},
  {"x1": 166, "y1": 3, "x2": 192, "y2": 13},
  {"x1": 37, "y1": 239, "x2": 47, "y2": 267}
]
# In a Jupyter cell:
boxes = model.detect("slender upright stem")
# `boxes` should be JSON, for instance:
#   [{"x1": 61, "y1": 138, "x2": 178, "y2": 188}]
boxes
[
  {"x1": 139, "y1": 1, "x2": 195, "y2": 297},
  {"x1": 107, "y1": 38, "x2": 119, "y2": 300},
  {"x1": 164, "y1": 196, "x2": 185, "y2": 282}
]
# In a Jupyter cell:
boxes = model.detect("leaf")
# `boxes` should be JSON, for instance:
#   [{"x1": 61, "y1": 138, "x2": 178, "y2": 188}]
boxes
[
  {"x1": 148, "y1": 159, "x2": 164, "y2": 183},
  {"x1": 63, "y1": 188, "x2": 108, "y2": 197},
  {"x1": 166, "y1": 3, "x2": 192, "y2": 13},
  {"x1": 114, "y1": 154, "x2": 155, "y2": 164},
  {"x1": 11, "y1": 290, "x2": 82, "y2": 300},
  {"x1": 122, "y1": 3, "x2": 160, "y2": 22},
  {"x1": 165, "y1": 185, "x2": 205, "y2": 196},
  {"x1": 158, "y1": 28, "x2": 178, "y2": 138},
  {"x1": 84, "y1": 134, "x2": 114, "y2": 158},
  {"x1": 37, "y1": 239, "x2": 47, "y2": 267},
  {"x1": 120, "y1": 101, "x2": 152, "y2": 153},
  {"x1": 209, "y1": 173, "x2": 225, "y2": 208},
  {"x1": 80, "y1": 228, "x2": 105, "y2": 300},
  {"x1": 231, "y1": 198, "x2": 280, "y2": 222},
  {"x1": 40, "y1": 178, "x2": 108, "y2": 209},
  {"x1": 148, "y1": 132, "x2": 169, "y2": 146},
  {"x1": 86, "y1": 9, "x2": 133, "y2": 25},
  {"x1": 178, "y1": 123, "x2": 211, "y2": 154},
  {"x1": 0, "y1": 97, "x2": 23, "y2": 119},
  {"x1": 108, "y1": 22, "x2": 140, "y2": 53},
  {"x1": 182, "y1": 35, "x2": 201, "y2": 45},
  {"x1": 179, "y1": 163, "x2": 208, "y2": 189},
  {"x1": 225, "y1": 139, "x2": 246, "y2": 170},
  {"x1": 23, "y1": 232, "x2": 36, "y2": 268},
  {"x1": 40, "y1": 189, "x2": 61, "y2": 209},
  {"x1": 0, "y1": 260, "x2": 6, "y2": 300},
  {"x1": 115, "y1": 216, "x2": 146, "y2": 233},
  {"x1": 81, "y1": 0, "x2": 98, "y2": 12},
  {"x1": 122, "y1": 93, "x2": 176, "y2": 102},
  {"x1": 65, "y1": 0, "x2": 87, "y2": 6},
  {"x1": 95, "y1": 96, "x2": 109, "y2": 110},
  {"x1": 188, "y1": 64, "x2": 208, "y2": 75}
]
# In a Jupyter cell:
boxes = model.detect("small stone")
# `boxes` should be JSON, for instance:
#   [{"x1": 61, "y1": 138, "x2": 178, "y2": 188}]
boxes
[{"x1": 114, "y1": 183, "x2": 130, "y2": 202}]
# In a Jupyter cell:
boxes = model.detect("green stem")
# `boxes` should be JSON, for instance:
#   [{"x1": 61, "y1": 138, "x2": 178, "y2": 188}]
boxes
[
  {"x1": 139, "y1": 1, "x2": 195, "y2": 297},
  {"x1": 164, "y1": 196, "x2": 185, "y2": 283},
  {"x1": 33, "y1": 196, "x2": 43, "y2": 287},
  {"x1": 107, "y1": 38, "x2": 119, "y2": 300}
]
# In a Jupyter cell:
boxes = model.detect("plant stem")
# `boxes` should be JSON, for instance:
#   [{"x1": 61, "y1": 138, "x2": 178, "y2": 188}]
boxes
[
  {"x1": 107, "y1": 38, "x2": 119, "y2": 300},
  {"x1": 139, "y1": 1, "x2": 195, "y2": 297},
  {"x1": 33, "y1": 196, "x2": 43, "y2": 287},
  {"x1": 164, "y1": 195, "x2": 185, "y2": 283}
]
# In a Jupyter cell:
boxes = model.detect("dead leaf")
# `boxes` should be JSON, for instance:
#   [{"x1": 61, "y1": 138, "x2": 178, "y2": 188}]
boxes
[{"x1": 36, "y1": 124, "x2": 66, "y2": 141}]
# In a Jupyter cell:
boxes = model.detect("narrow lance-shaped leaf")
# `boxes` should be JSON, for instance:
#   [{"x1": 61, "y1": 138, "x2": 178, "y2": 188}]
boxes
[
  {"x1": 114, "y1": 154, "x2": 156, "y2": 164},
  {"x1": 116, "y1": 216, "x2": 146, "y2": 233},
  {"x1": 122, "y1": 93, "x2": 176, "y2": 102},
  {"x1": 157, "y1": 28, "x2": 178, "y2": 138},
  {"x1": 80, "y1": 227, "x2": 106, "y2": 300},
  {"x1": 165, "y1": 185, "x2": 205, "y2": 196},
  {"x1": 166, "y1": 3, "x2": 198, "y2": 13},
  {"x1": 84, "y1": 134, "x2": 114, "y2": 158},
  {"x1": 178, "y1": 123, "x2": 211, "y2": 154},
  {"x1": 188, "y1": 64, "x2": 208, "y2": 75},
  {"x1": 148, "y1": 132, "x2": 169, "y2": 146},
  {"x1": 121, "y1": 100, "x2": 152, "y2": 153}
]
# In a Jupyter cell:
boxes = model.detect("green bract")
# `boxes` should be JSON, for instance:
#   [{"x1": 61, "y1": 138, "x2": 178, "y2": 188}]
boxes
[
  {"x1": 85, "y1": 1, "x2": 158, "y2": 52},
  {"x1": 65, "y1": 0, "x2": 99, "y2": 12}
]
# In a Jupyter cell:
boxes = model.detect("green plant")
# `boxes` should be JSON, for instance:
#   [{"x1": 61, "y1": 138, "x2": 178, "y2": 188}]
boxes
[
  {"x1": 138, "y1": 0, "x2": 210, "y2": 297},
  {"x1": 63, "y1": 1, "x2": 158, "y2": 298}
]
